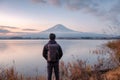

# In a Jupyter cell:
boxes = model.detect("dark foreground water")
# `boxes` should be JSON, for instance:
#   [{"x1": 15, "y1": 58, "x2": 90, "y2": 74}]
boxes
[{"x1": 0, "y1": 39, "x2": 111, "y2": 76}]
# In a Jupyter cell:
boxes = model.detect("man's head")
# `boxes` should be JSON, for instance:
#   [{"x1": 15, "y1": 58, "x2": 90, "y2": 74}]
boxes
[{"x1": 49, "y1": 33, "x2": 56, "y2": 40}]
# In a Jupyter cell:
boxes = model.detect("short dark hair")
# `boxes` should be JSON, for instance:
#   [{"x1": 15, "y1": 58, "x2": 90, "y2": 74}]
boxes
[{"x1": 49, "y1": 33, "x2": 56, "y2": 40}]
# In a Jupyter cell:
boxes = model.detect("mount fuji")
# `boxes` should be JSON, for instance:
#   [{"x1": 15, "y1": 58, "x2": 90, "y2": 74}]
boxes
[
  {"x1": 23, "y1": 24, "x2": 109, "y2": 39},
  {"x1": 43, "y1": 24, "x2": 77, "y2": 33}
]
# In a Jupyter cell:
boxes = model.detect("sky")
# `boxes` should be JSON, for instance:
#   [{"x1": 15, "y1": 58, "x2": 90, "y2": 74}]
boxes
[{"x1": 0, "y1": 0, "x2": 120, "y2": 36}]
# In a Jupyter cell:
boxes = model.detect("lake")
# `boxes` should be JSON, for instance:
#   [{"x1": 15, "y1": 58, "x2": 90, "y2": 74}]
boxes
[{"x1": 0, "y1": 40, "x2": 111, "y2": 76}]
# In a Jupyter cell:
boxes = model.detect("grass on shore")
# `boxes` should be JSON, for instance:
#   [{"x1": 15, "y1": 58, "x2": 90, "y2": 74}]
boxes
[
  {"x1": 1, "y1": 60, "x2": 120, "y2": 80},
  {"x1": 0, "y1": 67, "x2": 46, "y2": 80}
]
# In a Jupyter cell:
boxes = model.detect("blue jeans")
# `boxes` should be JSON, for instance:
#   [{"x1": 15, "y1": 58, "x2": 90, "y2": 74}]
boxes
[{"x1": 47, "y1": 62, "x2": 59, "y2": 80}]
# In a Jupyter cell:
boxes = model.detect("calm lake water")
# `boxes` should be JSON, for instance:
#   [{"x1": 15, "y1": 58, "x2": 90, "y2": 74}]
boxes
[{"x1": 0, "y1": 40, "x2": 111, "y2": 76}]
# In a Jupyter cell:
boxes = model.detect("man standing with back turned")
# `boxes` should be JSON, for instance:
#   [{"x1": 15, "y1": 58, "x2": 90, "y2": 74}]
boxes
[{"x1": 43, "y1": 33, "x2": 63, "y2": 80}]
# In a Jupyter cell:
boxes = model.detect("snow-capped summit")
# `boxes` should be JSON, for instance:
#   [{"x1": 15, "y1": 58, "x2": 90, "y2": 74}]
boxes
[{"x1": 42, "y1": 24, "x2": 77, "y2": 33}]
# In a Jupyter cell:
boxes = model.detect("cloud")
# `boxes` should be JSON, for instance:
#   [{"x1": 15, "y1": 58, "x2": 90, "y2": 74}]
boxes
[
  {"x1": 32, "y1": 0, "x2": 119, "y2": 21},
  {"x1": 22, "y1": 28, "x2": 39, "y2": 31},
  {"x1": 0, "y1": 29, "x2": 11, "y2": 33},
  {"x1": 0, "y1": 25, "x2": 39, "y2": 33},
  {"x1": 48, "y1": 0, "x2": 62, "y2": 6},
  {"x1": 0, "y1": 25, "x2": 19, "y2": 29},
  {"x1": 31, "y1": 0, "x2": 99, "y2": 10},
  {"x1": 31, "y1": 0, "x2": 46, "y2": 3}
]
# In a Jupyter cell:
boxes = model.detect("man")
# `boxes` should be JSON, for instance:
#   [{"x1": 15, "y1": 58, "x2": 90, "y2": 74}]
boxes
[{"x1": 43, "y1": 33, "x2": 63, "y2": 80}]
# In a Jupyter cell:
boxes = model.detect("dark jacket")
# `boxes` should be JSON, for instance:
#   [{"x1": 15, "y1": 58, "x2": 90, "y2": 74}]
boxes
[{"x1": 42, "y1": 40, "x2": 63, "y2": 62}]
